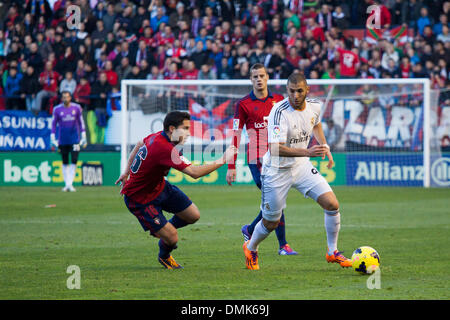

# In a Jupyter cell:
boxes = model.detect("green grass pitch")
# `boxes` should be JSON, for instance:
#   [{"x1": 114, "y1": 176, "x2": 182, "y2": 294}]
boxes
[{"x1": 0, "y1": 185, "x2": 449, "y2": 300}]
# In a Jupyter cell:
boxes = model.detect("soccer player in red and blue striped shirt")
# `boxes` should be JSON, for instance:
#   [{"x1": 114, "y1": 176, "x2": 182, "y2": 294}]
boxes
[
  {"x1": 226, "y1": 64, "x2": 298, "y2": 256},
  {"x1": 116, "y1": 111, "x2": 237, "y2": 269}
]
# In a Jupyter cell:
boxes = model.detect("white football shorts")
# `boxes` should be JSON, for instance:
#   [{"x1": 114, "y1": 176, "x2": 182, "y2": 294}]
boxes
[{"x1": 260, "y1": 161, "x2": 332, "y2": 222}]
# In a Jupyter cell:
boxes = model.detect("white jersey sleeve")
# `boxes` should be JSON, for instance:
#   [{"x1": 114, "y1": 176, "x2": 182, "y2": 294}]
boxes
[{"x1": 267, "y1": 99, "x2": 290, "y2": 144}]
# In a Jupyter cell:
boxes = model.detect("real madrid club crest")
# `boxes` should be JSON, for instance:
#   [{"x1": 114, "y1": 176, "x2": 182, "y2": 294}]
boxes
[{"x1": 311, "y1": 117, "x2": 315, "y2": 126}]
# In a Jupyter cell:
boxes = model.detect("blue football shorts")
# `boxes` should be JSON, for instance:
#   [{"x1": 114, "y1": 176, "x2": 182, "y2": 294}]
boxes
[{"x1": 124, "y1": 181, "x2": 193, "y2": 235}]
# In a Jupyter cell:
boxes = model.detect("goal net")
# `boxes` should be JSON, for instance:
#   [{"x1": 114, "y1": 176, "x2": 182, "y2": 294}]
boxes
[{"x1": 116, "y1": 78, "x2": 448, "y2": 188}]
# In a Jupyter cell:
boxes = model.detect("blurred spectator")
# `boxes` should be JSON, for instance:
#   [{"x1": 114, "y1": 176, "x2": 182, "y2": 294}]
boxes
[
  {"x1": 437, "y1": 24, "x2": 450, "y2": 42},
  {"x1": 20, "y1": 65, "x2": 40, "y2": 112},
  {"x1": 316, "y1": 4, "x2": 333, "y2": 32},
  {"x1": 25, "y1": 42, "x2": 44, "y2": 74},
  {"x1": 332, "y1": 40, "x2": 360, "y2": 78},
  {"x1": 218, "y1": 57, "x2": 233, "y2": 79},
  {"x1": 131, "y1": 6, "x2": 148, "y2": 34},
  {"x1": 151, "y1": 7, "x2": 169, "y2": 32},
  {"x1": 417, "y1": 7, "x2": 433, "y2": 36},
  {"x1": 182, "y1": 60, "x2": 199, "y2": 80},
  {"x1": 36, "y1": 32, "x2": 52, "y2": 59},
  {"x1": 164, "y1": 61, "x2": 181, "y2": 80},
  {"x1": 102, "y1": 3, "x2": 116, "y2": 33},
  {"x1": 92, "y1": 20, "x2": 108, "y2": 47},
  {"x1": 74, "y1": 77, "x2": 91, "y2": 109},
  {"x1": 266, "y1": 17, "x2": 283, "y2": 45},
  {"x1": 104, "y1": 61, "x2": 118, "y2": 87},
  {"x1": 169, "y1": 2, "x2": 190, "y2": 30},
  {"x1": 129, "y1": 65, "x2": 145, "y2": 79},
  {"x1": 381, "y1": 42, "x2": 400, "y2": 70},
  {"x1": 59, "y1": 71, "x2": 77, "y2": 94},
  {"x1": 5, "y1": 67, "x2": 22, "y2": 110},
  {"x1": 88, "y1": 72, "x2": 111, "y2": 144},
  {"x1": 34, "y1": 60, "x2": 60, "y2": 115},
  {"x1": 433, "y1": 13, "x2": 449, "y2": 35},
  {"x1": 205, "y1": 6, "x2": 219, "y2": 29},
  {"x1": 284, "y1": 8, "x2": 301, "y2": 33},
  {"x1": 399, "y1": 56, "x2": 412, "y2": 78},
  {"x1": 115, "y1": 56, "x2": 132, "y2": 83},
  {"x1": 191, "y1": 41, "x2": 209, "y2": 69},
  {"x1": 56, "y1": 46, "x2": 77, "y2": 75},
  {"x1": 133, "y1": 40, "x2": 153, "y2": 67},
  {"x1": 220, "y1": 0, "x2": 235, "y2": 23}
]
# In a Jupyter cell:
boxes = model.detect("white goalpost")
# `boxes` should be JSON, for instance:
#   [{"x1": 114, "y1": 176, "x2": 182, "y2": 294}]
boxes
[{"x1": 119, "y1": 78, "x2": 441, "y2": 187}]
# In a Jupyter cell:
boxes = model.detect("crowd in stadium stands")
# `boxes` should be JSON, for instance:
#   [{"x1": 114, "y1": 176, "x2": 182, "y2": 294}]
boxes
[{"x1": 0, "y1": 0, "x2": 449, "y2": 115}]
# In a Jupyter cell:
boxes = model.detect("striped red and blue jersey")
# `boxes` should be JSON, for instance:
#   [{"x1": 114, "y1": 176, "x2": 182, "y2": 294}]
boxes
[
  {"x1": 228, "y1": 90, "x2": 284, "y2": 169},
  {"x1": 121, "y1": 131, "x2": 191, "y2": 204}
]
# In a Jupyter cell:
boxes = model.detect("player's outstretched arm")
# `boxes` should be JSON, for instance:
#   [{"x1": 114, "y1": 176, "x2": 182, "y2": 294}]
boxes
[
  {"x1": 115, "y1": 140, "x2": 144, "y2": 187},
  {"x1": 182, "y1": 146, "x2": 238, "y2": 179}
]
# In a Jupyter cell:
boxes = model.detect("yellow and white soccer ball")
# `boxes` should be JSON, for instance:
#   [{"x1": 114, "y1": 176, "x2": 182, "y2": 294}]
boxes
[{"x1": 351, "y1": 246, "x2": 380, "y2": 274}]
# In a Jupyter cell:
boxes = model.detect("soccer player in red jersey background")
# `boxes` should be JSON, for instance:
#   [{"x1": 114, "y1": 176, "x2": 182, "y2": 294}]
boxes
[
  {"x1": 226, "y1": 63, "x2": 298, "y2": 256},
  {"x1": 116, "y1": 111, "x2": 237, "y2": 269}
]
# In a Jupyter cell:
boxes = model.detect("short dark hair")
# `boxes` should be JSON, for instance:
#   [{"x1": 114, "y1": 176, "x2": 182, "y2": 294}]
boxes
[
  {"x1": 163, "y1": 111, "x2": 190, "y2": 131},
  {"x1": 61, "y1": 90, "x2": 72, "y2": 97},
  {"x1": 287, "y1": 72, "x2": 307, "y2": 86},
  {"x1": 250, "y1": 63, "x2": 267, "y2": 75}
]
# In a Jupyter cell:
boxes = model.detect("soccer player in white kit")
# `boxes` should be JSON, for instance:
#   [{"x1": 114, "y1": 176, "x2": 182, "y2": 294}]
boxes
[{"x1": 242, "y1": 72, "x2": 352, "y2": 270}]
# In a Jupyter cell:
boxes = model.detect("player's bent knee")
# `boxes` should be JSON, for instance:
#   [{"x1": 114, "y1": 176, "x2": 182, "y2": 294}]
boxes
[
  {"x1": 262, "y1": 211, "x2": 281, "y2": 231},
  {"x1": 181, "y1": 204, "x2": 200, "y2": 224},
  {"x1": 317, "y1": 192, "x2": 339, "y2": 212},
  {"x1": 157, "y1": 224, "x2": 178, "y2": 246},
  {"x1": 190, "y1": 208, "x2": 200, "y2": 223},
  {"x1": 263, "y1": 219, "x2": 280, "y2": 231},
  {"x1": 323, "y1": 199, "x2": 339, "y2": 212},
  {"x1": 163, "y1": 231, "x2": 178, "y2": 247}
]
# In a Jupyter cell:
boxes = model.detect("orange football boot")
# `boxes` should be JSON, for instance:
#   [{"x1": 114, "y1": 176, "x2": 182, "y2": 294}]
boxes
[
  {"x1": 158, "y1": 255, "x2": 183, "y2": 269},
  {"x1": 326, "y1": 249, "x2": 352, "y2": 268},
  {"x1": 243, "y1": 240, "x2": 259, "y2": 270}
]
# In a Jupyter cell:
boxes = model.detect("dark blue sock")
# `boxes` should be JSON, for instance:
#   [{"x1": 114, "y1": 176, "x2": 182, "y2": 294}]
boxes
[
  {"x1": 169, "y1": 215, "x2": 189, "y2": 229},
  {"x1": 247, "y1": 211, "x2": 263, "y2": 235},
  {"x1": 158, "y1": 239, "x2": 177, "y2": 259},
  {"x1": 275, "y1": 212, "x2": 287, "y2": 247}
]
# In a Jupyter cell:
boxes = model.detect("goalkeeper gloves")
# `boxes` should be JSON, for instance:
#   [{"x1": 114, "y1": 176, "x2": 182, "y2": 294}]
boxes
[
  {"x1": 50, "y1": 134, "x2": 58, "y2": 148},
  {"x1": 79, "y1": 132, "x2": 87, "y2": 148}
]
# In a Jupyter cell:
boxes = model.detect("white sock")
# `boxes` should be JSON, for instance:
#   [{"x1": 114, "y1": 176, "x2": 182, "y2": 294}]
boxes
[
  {"x1": 68, "y1": 164, "x2": 76, "y2": 187},
  {"x1": 247, "y1": 220, "x2": 271, "y2": 252},
  {"x1": 62, "y1": 165, "x2": 69, "y2": 187},
  {"x1": 324, "y1": 210, "x2": 340, "y2": 255}
]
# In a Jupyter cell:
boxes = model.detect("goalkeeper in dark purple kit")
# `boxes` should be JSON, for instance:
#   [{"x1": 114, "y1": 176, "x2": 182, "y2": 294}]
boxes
[{"x1": 50, "y1": 91, "x2": 87, "y2": 192}]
